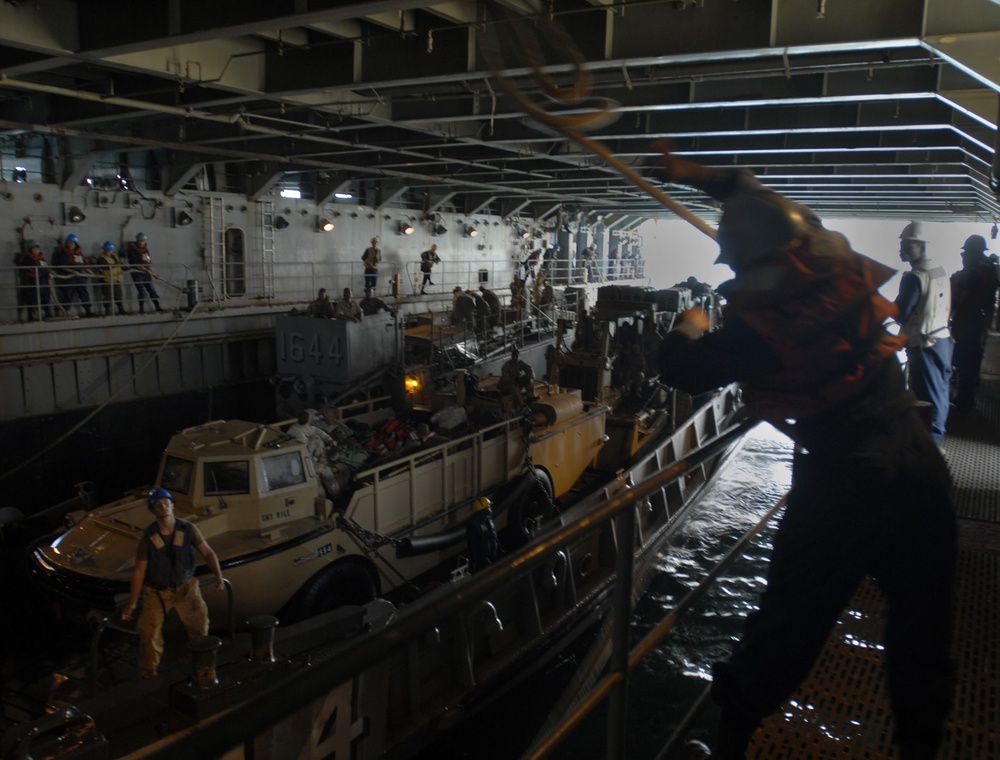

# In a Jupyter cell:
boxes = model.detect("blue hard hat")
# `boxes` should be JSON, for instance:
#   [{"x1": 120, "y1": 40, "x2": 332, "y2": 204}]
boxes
[
  {"x1": 65, "y1": 234, "x2": 79, "y2": 245},
  {"x1": 147, "y1": 487, "x2": 174, "y2": 510},
  {"x1": 102, "y1": 241, "x2": 116, "y2": 252}
]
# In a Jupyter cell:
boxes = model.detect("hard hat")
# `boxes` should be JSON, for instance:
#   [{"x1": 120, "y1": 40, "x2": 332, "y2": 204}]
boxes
[
  {"x1": 136, "y1": 232, "x2": 147, "y2": 243},
  {"x1": 147, "y1": 487, "x2": 174, "y2": 510},
  {"x1": 899, "y1": 222, "x2": 924, "y2": 242},
  {"x1": 961, "y1": 234, "x2": 988, "y2": 254},
  {"x1": 473, "y1": 496, "x2": 492, "y2": 512},
  {"x1": 716, "y1": 190, "x2": 810, "y2": 269},
  {"x1": 371, "y1": 236, "x2": 379, "y2": 244},
  {"x1": 65, "y1": 233, "x2": 79, "y2": 245},
  {"x1": 102, "y1": 241, "x2": 116, "y2": 252},
  {"x1": 24, "y1": 239, "x2": 39, "y2": 250}
]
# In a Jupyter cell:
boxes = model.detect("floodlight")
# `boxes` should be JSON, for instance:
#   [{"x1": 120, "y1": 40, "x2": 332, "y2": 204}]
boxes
[
  {"x1": 318, "y1": 217, "x2": 335, "y2": 232},
  {"x1": 176, "y1": 209, "x2": 194, "y2": 227},
  {"x1": 67, "y1": 206, "x2": 86, "y2": 224},
  {"x1": 399, "y1": 219, "x2": 415, "y2": 235},
  {"x1": 275, "y1": 215, "x2": 290, "y2": 230},
  {"x1": 465, "y1": 225, "x2": 479, "y2": 237}
]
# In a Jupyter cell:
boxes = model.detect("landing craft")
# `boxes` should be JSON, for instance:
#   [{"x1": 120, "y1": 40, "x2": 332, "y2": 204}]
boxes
[{"x1": 14, "y1": 280, "x2": 749, "y2": 759}]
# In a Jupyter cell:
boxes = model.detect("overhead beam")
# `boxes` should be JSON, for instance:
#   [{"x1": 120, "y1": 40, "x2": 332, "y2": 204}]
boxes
[
  {"x1": 244, "y1": 164, "x2": 286, "y2": 201},
  {"x1": 163, "y1": 163, "x2": 205, "y2": 197},
  {"x1": 317, "y1": 179, "x2": 355, "y2": 205}
]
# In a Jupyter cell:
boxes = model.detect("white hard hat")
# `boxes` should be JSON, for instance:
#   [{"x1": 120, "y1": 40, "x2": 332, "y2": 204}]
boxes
[{"x1": 899, "y1": 222, "x2": 924, "y2": 242}]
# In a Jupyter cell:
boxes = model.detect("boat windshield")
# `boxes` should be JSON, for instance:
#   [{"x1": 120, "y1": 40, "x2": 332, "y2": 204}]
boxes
[
  {"x1": 204, "y1": 460, "x2": 250, "y2": 496},
  {"x1": 161, "y1": 456, "x2": 194, "y2": 494},
  {"x1": 261, "y1": 451, "x2": 307, "y2": 491}
]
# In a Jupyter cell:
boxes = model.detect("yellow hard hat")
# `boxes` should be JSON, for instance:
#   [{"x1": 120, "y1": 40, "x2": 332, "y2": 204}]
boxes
[{"x1": 473, "y1": 496, "x2": 492, "y2": 512}]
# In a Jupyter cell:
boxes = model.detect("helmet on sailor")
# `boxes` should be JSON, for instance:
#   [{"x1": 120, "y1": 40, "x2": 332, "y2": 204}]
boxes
[
  {"x1": 716, "y1": 190, "x2": 810, "y2": 270},
  {"x1": 136, "y1": 232, "x2": 147, "y2": 244},
  {"x1": 898, "y1": 222, "x2": 927, "y2": 263},
  {"x1": 473, "y1": 496, "x2": 492, "y2": 513},
  {"x1": 899, "y1": 221, "x2": 924, "y2": 242},
  {"x1": 65, "y1": 233, "x2": 79, "y2": 245},
  {"x1": 102, "y1": 241, "x2": 116, "y2": 252},
  {"x1": 147, "y1": 487, "x2": 174, "y2": 510},
  {"x1": 961, "y1": 234, "x2": 988, "y2": 255}
]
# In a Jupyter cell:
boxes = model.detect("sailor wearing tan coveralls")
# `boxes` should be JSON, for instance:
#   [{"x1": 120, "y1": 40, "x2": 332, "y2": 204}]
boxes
[{"x1": 122, "y1": 487, "x2": 225, "y2": 679}]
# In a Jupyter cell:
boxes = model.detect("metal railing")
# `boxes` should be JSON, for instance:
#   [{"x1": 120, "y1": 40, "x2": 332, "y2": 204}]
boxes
[
  {"x1": 139, "y1": 417, "x2": 758, "y2": 760},
  {"x1": 2, "y1": 257, "x2": 648, "y2": 324}
]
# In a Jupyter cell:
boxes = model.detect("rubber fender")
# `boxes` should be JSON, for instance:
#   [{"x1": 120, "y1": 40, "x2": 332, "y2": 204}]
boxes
[{"x1": 395, "y1": 472, "x2": 535, "y2": 558}]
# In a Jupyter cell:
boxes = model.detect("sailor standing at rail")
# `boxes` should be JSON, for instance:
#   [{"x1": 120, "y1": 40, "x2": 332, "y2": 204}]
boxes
[
  {"x1": 465, "y1": 497, "x2": 501, "y2": 573},
  {"x1": 893, "y1": 222, "x2": 953, "y2": 444},
  {"x1": 651, "y1": 145, "x2": 955, "y2": 760},
  {"x1": 122, "y1": 488, "x2": 225, "y2": 679}
]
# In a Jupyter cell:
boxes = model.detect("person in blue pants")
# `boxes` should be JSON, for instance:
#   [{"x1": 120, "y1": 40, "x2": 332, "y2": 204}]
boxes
[{"x1": 894, "y1": 222, "x2": 953, "y2": 443}]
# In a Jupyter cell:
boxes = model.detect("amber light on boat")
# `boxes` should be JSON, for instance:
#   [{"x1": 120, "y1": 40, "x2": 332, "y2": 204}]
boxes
[{"x1": 405, "y1": 375, "x2": 421, "y2": 392}]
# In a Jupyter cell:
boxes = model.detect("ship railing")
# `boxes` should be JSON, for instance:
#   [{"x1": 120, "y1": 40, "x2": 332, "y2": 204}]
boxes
[
  {"x1": 526, "y1": 491, "x2": 788, "y2": 760},
  {"x1": 138, "y1": 416, "x2": 758, "y2": 760},
  {"x1": 1, "y1": 257, "x2": 649, "y2": 324}
]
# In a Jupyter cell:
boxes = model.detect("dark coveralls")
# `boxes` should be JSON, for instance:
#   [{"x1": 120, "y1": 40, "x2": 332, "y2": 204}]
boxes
[
  {"x1": 126, "y1": 243, "x2": 161, "y2": 312},
  {"x1": 465, "y1": 508, "x2": 500, "y2": 572},
  {"x1": 53, "y1": 244, "x2": 94, "y2": 315},
  {"x1": 16, "y1": 249, "x2": 52, "y2": 318},
  {"x1": 659, "y1": 283, "x2": 955, "y2": 755},
  {"x1": 950, "y1": 261, "x2": 998, "y2": 410},
  {"x1": 894, "y1": 270, "x2": 953, "y2": 443}
]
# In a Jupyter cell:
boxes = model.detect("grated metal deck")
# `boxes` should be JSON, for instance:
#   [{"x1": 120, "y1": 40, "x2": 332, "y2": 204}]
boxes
[{"x1": 745, "y1": 334, "x2": 1000, "y2": 759}]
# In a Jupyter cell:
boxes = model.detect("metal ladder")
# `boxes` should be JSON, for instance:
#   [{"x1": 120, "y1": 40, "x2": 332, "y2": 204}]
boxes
[
  {"x1": 257, "y1": 200, "x2": 276, "y2": 300},
  {"x1": 202, "y1": 196, "x2": 226, "y2": 301}
]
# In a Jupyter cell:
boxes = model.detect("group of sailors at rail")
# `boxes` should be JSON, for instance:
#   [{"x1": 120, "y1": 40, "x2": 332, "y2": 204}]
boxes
[{"x1": 15, "y1": 232, "x2": 162, "y2": 321}]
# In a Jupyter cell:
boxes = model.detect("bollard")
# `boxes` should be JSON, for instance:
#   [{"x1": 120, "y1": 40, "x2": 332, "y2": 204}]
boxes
[
  {"x1": 189, "y1": 635, "x2": 222, "y2": 690},
  {"x1": 247, "y1": 615, "x2": 279, "y2": 664}
]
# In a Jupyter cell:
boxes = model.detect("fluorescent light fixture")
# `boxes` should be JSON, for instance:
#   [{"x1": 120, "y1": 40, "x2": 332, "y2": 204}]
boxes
[
  {"x1": 279, "y1": 188, "x2": 301, "y2": 199},
  {"x1": 335, "y1": 192, "x2": 353, "y2": 199}
]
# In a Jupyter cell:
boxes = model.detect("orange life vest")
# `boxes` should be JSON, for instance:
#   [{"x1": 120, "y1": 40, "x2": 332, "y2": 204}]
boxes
[{"x1": 722, "y1": 233, "x2": 905, "y2": 423}]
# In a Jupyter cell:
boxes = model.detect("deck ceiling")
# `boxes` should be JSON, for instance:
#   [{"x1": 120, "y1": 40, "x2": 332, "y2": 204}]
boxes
[{"x1": 0, "y1": 0, "x2": 998, "y2": 224}]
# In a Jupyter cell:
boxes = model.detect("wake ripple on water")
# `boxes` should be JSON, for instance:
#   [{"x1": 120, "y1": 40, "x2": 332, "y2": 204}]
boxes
[{"x1": 625, "y1": 423, "x2": 794, "y2": 758}]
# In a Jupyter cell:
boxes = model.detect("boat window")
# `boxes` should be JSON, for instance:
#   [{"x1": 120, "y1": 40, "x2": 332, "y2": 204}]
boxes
[
  {"x1": 161, "y1": 456, "x2": 194, "y2": 495},
  {"x1": 261, "y1": 451, "x2": 307, "y2": 491},
  {"x1": 204, "y1": 460, "x2": 250, "y2": 496}
]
